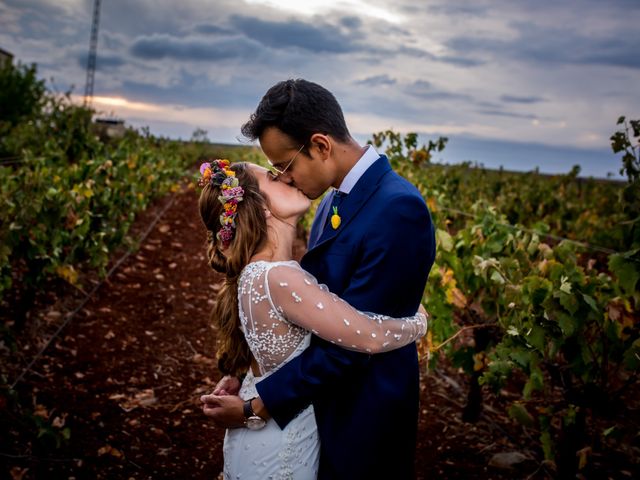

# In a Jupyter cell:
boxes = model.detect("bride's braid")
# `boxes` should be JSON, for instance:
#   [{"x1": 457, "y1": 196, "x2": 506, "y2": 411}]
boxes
[{"x1": 198, "y1": 162, "x2": 269, "y2": 376}]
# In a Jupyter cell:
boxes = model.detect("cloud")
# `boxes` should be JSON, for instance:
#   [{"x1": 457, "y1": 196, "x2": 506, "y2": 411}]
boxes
[
  {"x1": 580, "y1": 47, "x2": 640, "y2": 69},
  {"x1": 404, "y1": 80, "x2": 472, "y2": 101},
  {"x1": 194, "y1": 24, "x2": 235, "y2": 36},
  {"x1": 501, "y1": 95, "x2": 546, "y2": 104},
  {"x1": 427, "y1": 4, "x2": 489, "y2": 16},
  {"x1": 412, "y1": 80, "x2": 431, "y2": 89},
  {"x1": 355, "y1": 74, "x2": 397, "y2": 87},
  {"x1": 478, "y1": 109, "x2": 538, "y2": 120},
  {"x1": 447, "y1": 20, "x2": 640, "y2": 69},
  {"x1": 340, "y1": 16, "x2": 362, "y2": 29},
  {"x1": 414, "y1": 91, "x2": 473, "y2": 101},
  {"x1": 109, "y1": 71, "x2": 274, "y2": 110},
  {"x1": 76, "y1": 52, "x2": 126, "y2": 70},
  {"x1": 129, "y1": 33, "x2": 262, "y2": 61},
  {"x1": 228, "y1": 15, "x2": 363, "y2": 54},
  {"x1": 396, "y1": 45, "x2": 484, "y2": 67},
  {"x1": 438, "y1": 55, "x2": 484, "y2": 67}
]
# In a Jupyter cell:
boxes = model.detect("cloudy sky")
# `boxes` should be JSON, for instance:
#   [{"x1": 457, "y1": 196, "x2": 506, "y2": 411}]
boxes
[{"x1": 2, "y1": 0, "x2": 639, "y2": 178}]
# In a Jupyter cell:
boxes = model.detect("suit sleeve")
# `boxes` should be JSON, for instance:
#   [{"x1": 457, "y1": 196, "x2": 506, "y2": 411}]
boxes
[{"x1": 256, "y1": 191, "x2": 435, "y2": 429}]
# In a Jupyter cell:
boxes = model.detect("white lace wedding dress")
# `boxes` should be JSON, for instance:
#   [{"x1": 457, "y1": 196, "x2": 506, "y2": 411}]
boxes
[{"x1": 222, "y1": 260, "x2": 426, "y2": 479}]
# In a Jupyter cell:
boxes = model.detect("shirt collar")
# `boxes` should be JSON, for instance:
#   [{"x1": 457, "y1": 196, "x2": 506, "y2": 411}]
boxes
[{"x1": 336, "y1": 145, "x2": 380, "y2": 194}]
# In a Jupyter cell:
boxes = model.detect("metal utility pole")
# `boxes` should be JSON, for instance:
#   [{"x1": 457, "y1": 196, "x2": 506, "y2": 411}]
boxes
[{"x1": 84, "y1": 0, "x2": 101, "y2": 105}]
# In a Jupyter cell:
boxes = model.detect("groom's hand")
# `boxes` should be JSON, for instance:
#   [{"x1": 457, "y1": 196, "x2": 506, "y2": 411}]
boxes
[
  {"x1": 213, "y1": 375, "x2": 241, "y2": 396},
  {"x1": 200, "y1": 394, "x2": 245, "y2": 428}
]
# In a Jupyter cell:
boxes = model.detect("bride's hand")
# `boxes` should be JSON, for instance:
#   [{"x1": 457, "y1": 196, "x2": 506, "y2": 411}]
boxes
[
  {"x1": 213, "y1": 375, "x2": 241, "y2": 396},
  {"x1": 201, "y1": 394, "x2": 246, "y2": 428},
  {"x1": 418, "y1": 304, "x2": 427, "y2": 318}
]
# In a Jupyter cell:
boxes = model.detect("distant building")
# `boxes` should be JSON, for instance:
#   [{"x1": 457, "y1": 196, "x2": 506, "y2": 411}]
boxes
[
  {"x1": 0, "y1": 47, "x2": 13, "y2": 65},
  {"x1": 93, "y1": 118, "x2": 126, "y2": 140}
]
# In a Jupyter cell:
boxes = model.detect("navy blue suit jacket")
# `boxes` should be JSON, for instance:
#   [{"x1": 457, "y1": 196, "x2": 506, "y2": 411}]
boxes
[{"x1": 256, "y1": 155, "x2": 436, "y2": 479}]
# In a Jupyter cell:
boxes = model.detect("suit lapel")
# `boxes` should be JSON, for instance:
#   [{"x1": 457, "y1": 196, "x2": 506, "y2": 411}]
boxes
[{"x1": 308, "y1": 155, "x2": 392, "y2": 251}]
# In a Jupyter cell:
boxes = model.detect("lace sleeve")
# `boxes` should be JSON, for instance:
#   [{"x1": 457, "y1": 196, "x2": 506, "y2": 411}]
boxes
[{"x1": 265, "y1": 264, "x2": 427, "y2": 353}]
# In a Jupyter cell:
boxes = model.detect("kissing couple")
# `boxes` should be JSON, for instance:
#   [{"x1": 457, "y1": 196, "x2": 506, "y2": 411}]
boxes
[{"x1": 199, "y1": 79, "x2": 436, "y2": 479}]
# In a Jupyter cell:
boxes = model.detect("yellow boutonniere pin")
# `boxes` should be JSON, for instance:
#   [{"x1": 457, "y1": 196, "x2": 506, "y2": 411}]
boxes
[{"x1": 331, "y1": 206, "x2": 341, "y2": 229}]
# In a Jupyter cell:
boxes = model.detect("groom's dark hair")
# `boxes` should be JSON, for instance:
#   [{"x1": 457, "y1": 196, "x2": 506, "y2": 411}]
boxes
[{"x1": 241, "y1": 79, "x2": 351, "y2": 147}]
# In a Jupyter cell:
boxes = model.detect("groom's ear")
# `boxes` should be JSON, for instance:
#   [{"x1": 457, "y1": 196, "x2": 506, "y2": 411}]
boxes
[{"x1": 309, "y1": 133, "x2": 331, "y2": 161}]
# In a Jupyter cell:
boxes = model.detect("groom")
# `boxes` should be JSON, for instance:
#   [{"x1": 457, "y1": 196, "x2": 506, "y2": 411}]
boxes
[{"x1": 203, "y1": 79, "x2": 435, "y2": 479}]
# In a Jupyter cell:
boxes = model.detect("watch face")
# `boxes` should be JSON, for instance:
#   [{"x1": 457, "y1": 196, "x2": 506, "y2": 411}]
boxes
[{"x1": 246, "y1": 416, "x2": 266, "y2": 430}]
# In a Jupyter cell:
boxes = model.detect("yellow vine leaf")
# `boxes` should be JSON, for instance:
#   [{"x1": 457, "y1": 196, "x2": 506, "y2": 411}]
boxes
[
  {"x1": 56, "y1": 265, "x2": 79, "y2": 286},
  {"x1": 447, "y1": 286, "x2": 468, "y2": 309},
  {"x1": 473, "y1": 352, "x2": 487, "y2": 371},
  {"x1": 440, "y1": 267, "x2": 455, "y2": 287}
]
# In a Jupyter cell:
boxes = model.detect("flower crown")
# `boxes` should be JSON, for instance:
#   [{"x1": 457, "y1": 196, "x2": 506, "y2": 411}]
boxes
[{"x1": 198, "y1": 159, "x2": 244, "y2": 249}]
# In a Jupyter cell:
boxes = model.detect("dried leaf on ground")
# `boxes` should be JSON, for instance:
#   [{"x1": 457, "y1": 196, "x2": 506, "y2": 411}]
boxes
[
  {"x1": 109, "y1": 388, "x2": 157, "y2": 412},
  {"x1": 97, "y1": 444, "x2": 123, "y2": 458}
]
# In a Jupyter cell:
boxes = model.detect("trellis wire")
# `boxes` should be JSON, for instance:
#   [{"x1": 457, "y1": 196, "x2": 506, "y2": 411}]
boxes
[{"x1": 10, "y1": 194, "x2": 178, "y2": 389}]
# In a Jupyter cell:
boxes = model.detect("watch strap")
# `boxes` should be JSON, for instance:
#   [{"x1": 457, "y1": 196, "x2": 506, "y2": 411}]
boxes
[{"x1": 243, "y1": 397, "x2": 256, "y2": 419}]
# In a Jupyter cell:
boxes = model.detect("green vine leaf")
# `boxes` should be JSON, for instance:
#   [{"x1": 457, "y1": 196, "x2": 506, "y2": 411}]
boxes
[
  {"x1": 508, "y1": 402, "x2": 535, "y2": 428},
  {"x1": 436, "y1": 228, "x2": 453, "y2": 252},
  {"x1": 609, "y1": 254, "x2": 640, "y2": 297}
]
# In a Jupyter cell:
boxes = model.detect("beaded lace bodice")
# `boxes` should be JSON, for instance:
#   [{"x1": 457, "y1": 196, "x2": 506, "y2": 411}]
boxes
[{"x1": 237, "y1": 260, "x2": 427, "y2": 376}]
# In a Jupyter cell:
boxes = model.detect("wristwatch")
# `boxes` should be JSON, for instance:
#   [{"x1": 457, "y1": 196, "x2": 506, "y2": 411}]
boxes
[{"x1": 243, "y1": 397, "x2": 266, "y2": 430}]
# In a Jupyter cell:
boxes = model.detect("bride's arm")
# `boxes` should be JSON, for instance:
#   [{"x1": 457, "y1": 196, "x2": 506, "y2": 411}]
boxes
[{"x1": 265, "y1": 265, "x2": 427, "y2": 353}]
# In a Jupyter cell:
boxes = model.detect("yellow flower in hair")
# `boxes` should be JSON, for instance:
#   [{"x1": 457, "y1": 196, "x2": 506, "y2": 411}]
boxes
[{"x1": 225, "y1": 169, "x2": 236, "y2": 177}]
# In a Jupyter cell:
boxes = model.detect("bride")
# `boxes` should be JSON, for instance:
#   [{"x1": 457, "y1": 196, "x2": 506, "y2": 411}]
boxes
[{"x1": 198, "y1": 159, "x2": 427, "y2": 479}]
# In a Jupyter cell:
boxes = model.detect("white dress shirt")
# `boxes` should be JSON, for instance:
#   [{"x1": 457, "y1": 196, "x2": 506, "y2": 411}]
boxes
[{"x1": 336, "y1": 145, "x2": 380, "y2": 194}]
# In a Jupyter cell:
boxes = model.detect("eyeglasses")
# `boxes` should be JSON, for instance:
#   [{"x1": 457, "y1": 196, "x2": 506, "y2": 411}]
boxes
[{"x1": 267, "y1": 144, "x2": 305, "y2": 180}]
